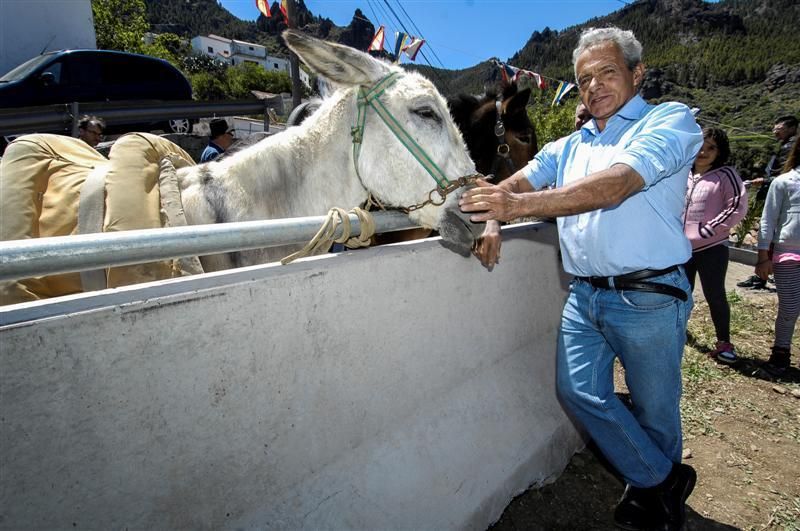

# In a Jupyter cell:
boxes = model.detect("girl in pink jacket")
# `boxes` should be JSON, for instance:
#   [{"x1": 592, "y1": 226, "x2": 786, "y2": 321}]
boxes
[{"x1": 683, "y1": 127, "x2": 748, "y2": 363}]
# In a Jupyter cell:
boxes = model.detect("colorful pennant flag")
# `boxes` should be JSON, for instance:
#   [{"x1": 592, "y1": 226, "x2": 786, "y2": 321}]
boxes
[
  {"x1": 393, "y1": 31, "x2": 408, "y2": 62},
  {"x1": 368, "y1": 25, "x2": 385, "y2": 52},
  {"x1": 516, "y1": 69, "x2": 547, "y2": 90},
  {"x1": 279, "y1": 0, "x2": 288, "y2": 24},
  {"x1": 492, "y1": 60, "x2": 548, "y2": 90},
  {"x1": 255, "y1": 0, "x2": 270, "y2": 17},
  {"x1": 402, "y1": 37, "x2": 425, "y2": 61},
  {"x1": 551, "y1": 81, "x2": 576, "y2": 106}
]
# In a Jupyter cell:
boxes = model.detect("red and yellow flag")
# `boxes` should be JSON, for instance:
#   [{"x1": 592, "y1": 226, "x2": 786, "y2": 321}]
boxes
[
  {"x1": 368, "y1": 26, "x2": 385, "y2": 52},
  {"x1": 280, "y1": 0, "x2": 289, "y2": 24},
  {"x1": 255, "y1": 0, "x2": 270, "y2": 18}
]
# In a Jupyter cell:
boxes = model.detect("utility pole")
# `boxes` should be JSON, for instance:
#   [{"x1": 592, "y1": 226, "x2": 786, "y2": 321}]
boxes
[{"x1": 285, "y1": 0, "x2": 303, "y2": 109}]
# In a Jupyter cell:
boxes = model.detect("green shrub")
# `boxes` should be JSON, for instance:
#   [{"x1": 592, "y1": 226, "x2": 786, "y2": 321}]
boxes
[
  {"x1": 189, "y1": 72, "x2": 228, "y2": 101},
  {"x1": 527, "y1": 91, "x2": 579, "y2": 146},
  {"x1": 225, "y1": 63, "x2": 291, "y2": 99}
]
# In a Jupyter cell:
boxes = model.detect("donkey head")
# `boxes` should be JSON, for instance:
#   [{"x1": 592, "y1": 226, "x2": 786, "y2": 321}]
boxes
[{"x1": 283, "y1": 30, "x2": 483, "y2": 256}]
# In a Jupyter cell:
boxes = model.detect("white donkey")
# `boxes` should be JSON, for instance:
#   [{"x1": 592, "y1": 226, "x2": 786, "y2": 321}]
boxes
[{"x1": 177, "y1": 30, "x2": 482, "y2": 271}]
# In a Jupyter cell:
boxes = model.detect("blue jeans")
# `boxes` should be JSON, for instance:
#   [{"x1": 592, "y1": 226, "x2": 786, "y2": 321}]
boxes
[{"x1": 556, "y1": 268, "x2": 693, "y2": 488}]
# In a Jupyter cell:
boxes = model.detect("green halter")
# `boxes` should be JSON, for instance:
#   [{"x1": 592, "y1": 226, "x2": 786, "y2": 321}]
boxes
[{"x1": 350, "y1": 72, "x2": 451, "y2": 190}]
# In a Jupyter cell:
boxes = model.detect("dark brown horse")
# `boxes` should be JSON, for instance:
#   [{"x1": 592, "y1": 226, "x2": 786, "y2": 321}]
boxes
[{"x1": 448, "y1": 83, "x2": 537, "y2": 182}]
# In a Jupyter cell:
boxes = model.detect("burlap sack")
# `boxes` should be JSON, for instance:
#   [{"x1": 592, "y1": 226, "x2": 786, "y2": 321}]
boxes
[
  {"x1": 0, "y1": 135, "x2": 107, "y2": 303},
  {"x1": 102, "y1": 133, "x2": 195, "y2": 288},
  {"x1": 0, "y1": 133, "x2": 196, "y2": 305}
]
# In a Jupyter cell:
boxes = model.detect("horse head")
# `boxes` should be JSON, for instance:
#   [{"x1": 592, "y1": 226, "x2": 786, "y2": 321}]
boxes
[
  {"x1": 449, "y1": 83, "x2": 537, "y2": 182},
  {"x1": 283, "y1": 30, "x2": 483, "y2": 256}
]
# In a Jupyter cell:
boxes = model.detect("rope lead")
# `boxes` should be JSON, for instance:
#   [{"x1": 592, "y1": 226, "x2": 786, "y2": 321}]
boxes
[{"x1": 280, "y1": 207, "x2": 377, "y2": 265}]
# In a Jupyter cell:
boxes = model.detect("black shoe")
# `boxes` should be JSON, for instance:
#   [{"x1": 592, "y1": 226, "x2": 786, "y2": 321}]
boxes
[
  {"x1": 614, "y1": 485, "x2": 662, "y2": 530},
  {"x1": 737, "y1": 275, "x2": 765, "y2": 289},
  {"x1": 655, "y1": 463, "x2": 697, "y2": 531},
  {"x1": 761, "y1": 347, "x2": 791, "y2": 378}
]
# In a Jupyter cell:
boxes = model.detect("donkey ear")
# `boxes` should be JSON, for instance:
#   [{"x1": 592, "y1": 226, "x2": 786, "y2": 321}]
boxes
[
  {"x1": 504, "y1": 87, "x2": 531, "y2": 115},
  {"x1": 283, "y1": 30, "x2": 390, "y2": 87}
]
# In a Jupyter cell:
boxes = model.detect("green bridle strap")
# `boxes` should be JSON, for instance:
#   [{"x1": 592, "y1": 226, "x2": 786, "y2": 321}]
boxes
[{"x1": 351, "y1": 72, "x2": 451, "y2": 190}]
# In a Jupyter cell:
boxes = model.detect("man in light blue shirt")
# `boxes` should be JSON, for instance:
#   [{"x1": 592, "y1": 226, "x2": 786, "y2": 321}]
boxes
[{"x1": 460, "y1": 27, "x2": 702, "y2": 531}]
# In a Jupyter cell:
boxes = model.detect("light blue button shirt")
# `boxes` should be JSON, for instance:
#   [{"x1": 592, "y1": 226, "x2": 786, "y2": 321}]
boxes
[{"x1": 521, "y1": 95, "x2": 702, "y2": 277}]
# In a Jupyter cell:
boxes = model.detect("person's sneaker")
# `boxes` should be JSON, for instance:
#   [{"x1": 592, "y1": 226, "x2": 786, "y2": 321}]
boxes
[
  {"x1": 737, "y1": 275, "x2": 766, "y2": 289},
  {"x1": 761, "y1": 347, "x2": 791, "y2": 378},
  {"x1": 709, "y1": 341, "x2": 737, "y2": 364},
  {"x1": 614, "y1": 484, "x2": 662, "y2": 530},
  {"x1": 656, "y1": 463, "x2": 697, "y2": 531}
]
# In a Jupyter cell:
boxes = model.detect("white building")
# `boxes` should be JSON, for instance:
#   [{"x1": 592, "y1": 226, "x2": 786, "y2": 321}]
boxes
[
  {"x1": 0, "y1": 0, "x2": 96, "y2": 76},
  {"x1": 190, "y1": 34, "x2": 309, "y2": 88}
]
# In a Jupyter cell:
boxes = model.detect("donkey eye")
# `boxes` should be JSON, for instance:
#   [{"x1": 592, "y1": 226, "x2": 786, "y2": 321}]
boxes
[{"x1": 412, "y1": 106, "x2": 441, "y2": 123}]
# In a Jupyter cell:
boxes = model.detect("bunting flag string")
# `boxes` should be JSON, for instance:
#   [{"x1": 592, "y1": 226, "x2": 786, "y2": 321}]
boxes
[
  {"x1": 491, "y1": 60, "x2": 547, "y2": 90},
  {"x1": 368, "y1": 25, "x2": 385, "y2": 52},
  {"x1": 366, "y1": 25, "x2": 426, "y2": 63},
  {"x1": 491, "y1": 59, "x2": 582, "y2": 106}
]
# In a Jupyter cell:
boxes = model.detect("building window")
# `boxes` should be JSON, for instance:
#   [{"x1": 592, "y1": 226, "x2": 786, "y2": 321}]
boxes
[
  {"x1": 208, "y1": 46, "x2": 213, "y2": 53},
  {"x1": 274, "y1": 63, "x2": 279, "y2": 69},
  {"x1": 249, "y1": 46, "x2": 254, "y2": 51}
]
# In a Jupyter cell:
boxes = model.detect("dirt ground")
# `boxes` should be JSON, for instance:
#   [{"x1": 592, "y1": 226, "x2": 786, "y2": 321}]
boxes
[{"x1": 491, "y1": 261, "x2": 800, "y2": 531}]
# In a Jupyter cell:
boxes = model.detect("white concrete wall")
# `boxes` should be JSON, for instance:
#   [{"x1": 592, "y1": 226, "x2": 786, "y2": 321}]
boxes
[
  {"x1": 0, "y1": 223, "x2": 583, "y2": 530},
  {"x1": 0, "y1": 0, "x2": 96, "y2": 76}
]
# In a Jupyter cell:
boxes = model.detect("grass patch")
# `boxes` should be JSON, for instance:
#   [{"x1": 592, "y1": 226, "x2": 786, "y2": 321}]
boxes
[{"x1": 763, "y1": 497, "x2": 800, "y2": 531}]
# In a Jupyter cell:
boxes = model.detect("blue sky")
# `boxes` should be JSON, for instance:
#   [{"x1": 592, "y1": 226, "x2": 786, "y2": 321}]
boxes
[{"x1": 219, "y1": 1, "x2": 719, "y2": 70}]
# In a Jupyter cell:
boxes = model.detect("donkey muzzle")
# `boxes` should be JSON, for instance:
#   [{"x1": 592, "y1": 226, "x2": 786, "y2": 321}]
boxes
[{"x1": 438, "y1": 182, "x2": 487, "y2": 257}]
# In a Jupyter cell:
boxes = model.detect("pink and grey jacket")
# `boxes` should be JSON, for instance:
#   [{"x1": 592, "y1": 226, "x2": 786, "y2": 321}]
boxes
[{"x1": 683, "y1": 165, "x2": 748, "y2": 252}]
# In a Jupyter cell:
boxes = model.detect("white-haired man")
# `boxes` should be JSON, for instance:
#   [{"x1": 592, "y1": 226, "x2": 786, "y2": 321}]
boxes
[{"x1": 460, "y1": 27, "x2": 702, "y2": 530}]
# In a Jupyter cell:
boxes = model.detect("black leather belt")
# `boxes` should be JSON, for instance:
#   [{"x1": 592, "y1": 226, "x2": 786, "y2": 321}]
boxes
[{"x1": 576, "y1": 265, "x2": 688, "y2": 302}]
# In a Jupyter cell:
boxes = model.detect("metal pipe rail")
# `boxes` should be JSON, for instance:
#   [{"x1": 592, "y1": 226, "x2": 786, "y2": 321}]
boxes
[
  {"x1": 0, "y1": 99, "x2": 273, "y2": 136},
  {"x1": 0, "y1": 211, "x2": 418, "y2": 282}
]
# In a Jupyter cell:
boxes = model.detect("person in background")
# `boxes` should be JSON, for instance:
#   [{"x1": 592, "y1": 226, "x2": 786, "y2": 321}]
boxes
[
  {"x1": 77, "y1": 115, "x2": 105, "y2": 148},
  {"x1": 739, "y1": 115, "x2": 798, "y2": 289},
  {"x1": 200, "y1": 118, "x2": 235, "y2": 163},
  {"x1": 460, "y1": 26, "x2": 702, "y2": 531},
  {"x1": 683, "y1": 127, "x2": 748, "y2": 364},
  {"x1": 755, "y1": 137, "x2": 800, "y2": 377},
  {"x1": 574, "y1": 101, "x2": 592, "y2": 131}
]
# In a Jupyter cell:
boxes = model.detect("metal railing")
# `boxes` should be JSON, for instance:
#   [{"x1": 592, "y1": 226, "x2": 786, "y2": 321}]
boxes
[
  {"x1": 0, "y1": 211, "x2": 419, "y2": 282},
  {"x1": 0, "y1": 99, "x2": 280, "y2": 136}
]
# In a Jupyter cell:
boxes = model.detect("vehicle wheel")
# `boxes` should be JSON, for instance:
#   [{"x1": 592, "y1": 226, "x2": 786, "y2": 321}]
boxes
[{"x1": 167, "y1": 118, "x2": 192, "y2": 134}]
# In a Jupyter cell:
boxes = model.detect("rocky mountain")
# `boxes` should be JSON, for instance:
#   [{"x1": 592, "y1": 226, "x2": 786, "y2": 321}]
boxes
[
  {"x1": 144, "y1": 0, "x2": 374, "y2": 55},
  {"x1": 410, "y1": 0, "x2": 798, "y2": 176}
]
